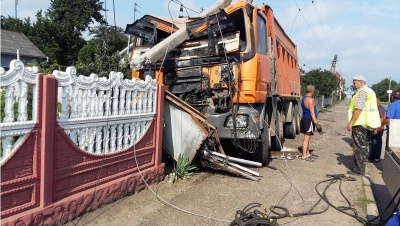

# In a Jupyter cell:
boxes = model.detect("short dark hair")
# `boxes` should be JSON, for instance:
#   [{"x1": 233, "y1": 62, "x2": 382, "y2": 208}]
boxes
[{"x1": 392, "y1": 90, "x2": 400, "y2": 100}]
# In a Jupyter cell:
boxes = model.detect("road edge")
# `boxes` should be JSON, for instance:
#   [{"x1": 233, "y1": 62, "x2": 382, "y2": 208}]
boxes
[{"x1": 363, "y1": 174, "x2": 380, "y2": 224}]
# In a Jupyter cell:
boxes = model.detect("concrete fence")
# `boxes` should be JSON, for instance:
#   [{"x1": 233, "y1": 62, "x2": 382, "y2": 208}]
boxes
[{"x1": 0, "y1": 60, "x2": 165, "y2": 225}]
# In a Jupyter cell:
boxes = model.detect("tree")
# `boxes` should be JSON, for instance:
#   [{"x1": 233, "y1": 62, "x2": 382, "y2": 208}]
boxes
[
  {"x1": 1, "y1": 16, "x2": 32, "y2": 34},
  {"x1": 89, "y1": 25, "x2": 128, "y2": 55},
  {"x1": 45, "y1": 0, "x2": 106, "y2": 65},
  {"x1": 300, "y1": 69, "x2": 337, "y2": 97},
  {"x1": 371, "y1": 78, "x2": 400, "y2": 102}
]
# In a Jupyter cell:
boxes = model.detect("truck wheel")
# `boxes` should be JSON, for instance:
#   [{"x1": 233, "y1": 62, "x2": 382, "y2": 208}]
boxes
[
  {"x1": 284, "y1": 111, "x2": 296, "y2": 139},
  {"x1": 284, "y1": 122, "x2": 296, "y2": 139},
  {"x1": 254, "y1": 114, "x2": 270, "y2": 165},
  {"x1": 271, "y1": 110, "x2": 283, "y2": 151}
]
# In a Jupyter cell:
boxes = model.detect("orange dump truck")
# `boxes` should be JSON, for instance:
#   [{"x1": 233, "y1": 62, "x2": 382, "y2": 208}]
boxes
[{"x1": 126, "y1": 1, "x2": 301, "y2": 164}]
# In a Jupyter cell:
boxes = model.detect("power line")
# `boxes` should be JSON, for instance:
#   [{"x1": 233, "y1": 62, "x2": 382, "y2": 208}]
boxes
[
  {"x1": 289, "y1": 8, "x2": 301, "y2": 36},
  {"x1": 312, "y1": 0, "x2": 334, "y2": 52},
  {"x1": 293, "y1": 0, "x2": 330, "y2": 55}
]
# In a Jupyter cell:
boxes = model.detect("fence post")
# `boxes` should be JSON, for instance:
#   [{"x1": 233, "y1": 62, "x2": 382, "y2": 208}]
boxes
[{"x1": 40, "y1": 74, "x2": 58, "y2": 207}]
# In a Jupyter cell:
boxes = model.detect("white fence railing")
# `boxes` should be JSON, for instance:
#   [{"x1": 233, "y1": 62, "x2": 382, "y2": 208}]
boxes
[
  {"x1": 1, "y1": 60, "x2": 158, "y2": 163},
  {"x1": 1, "y1": 60, "x2": 39, "y2": 163},
  {"x1": 54, "y1": 67, "x2": 157, "y2": 154}
]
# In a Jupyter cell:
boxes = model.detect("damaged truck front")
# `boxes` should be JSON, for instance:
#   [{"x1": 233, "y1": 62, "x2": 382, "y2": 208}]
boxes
[{"x1": 126, "y1": 1, "x2": 301, "y2": 165}]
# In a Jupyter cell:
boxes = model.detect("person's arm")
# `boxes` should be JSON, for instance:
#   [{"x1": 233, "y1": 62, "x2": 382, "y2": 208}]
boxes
[
  {"x1": 308, "y1": 98, "x2": 318, "y2": 124},
  {"x1": 347, "y1": 109, "x2": 362, "y2": 131},
  {"x1": 382, "y1": 117, "x2": 390, "y2": 126}
]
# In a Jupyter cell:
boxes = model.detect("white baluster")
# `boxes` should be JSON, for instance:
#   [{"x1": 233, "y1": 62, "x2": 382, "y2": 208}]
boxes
[
  {"x1": 123, "y1": 123, "x2": 130, "y2": 148},
  {"x1": 105, "y1": 90, "x2": 111, "y2": 117},
  {"x1": 117, "y1": 124, "x2": 123, "y2": 150},
  {"x1": 110, "y1": 125, "x2": 117, "y2": 152},
  {"x1": 70, "y1": 129, "x2": 77, "y2": 143},
  {"x1": 119, "y1": 89, "x2": 126, "y2": 115},
  {"x1": 32, "y1": 85, "x2": 37, "y2": 121},
  {"x1": 81, "y1": 90, "x2": 88, "y2": 117},
  {"x1": 103, "y1": 126, "x2": 110, "y2": 153},
  {"x1": 130, "y1": 122, "x2": 136, "y2": 145},
  {"x1": 112, "y1": 86, "x2": 119, "y2": 116},
  {"x1": 4, "y1": 85, "x2": 15, "y2": 122},
  {"x1": 143, "y1": 90, "x2": 148, "y2": 113},
  {"x1": 98, "y1": 91, "x2": 105, "y2": 116},
  {"x1": 90, "y1": 89, "x2": 97, "y2": 117},
  {"x1": 79, "y1": 128, "x2": 88, "y2": 151},
  {"x1": 132, "y1": 90, "x2": 138, "y2": 114},
  {"x1": 125, "y1": 91, "x2": 132, "y2": 114},
  {"x1": 70, "y1": 85, "x2": 79, "y2": 118},
  {"x1": 95, "y1": 126, "x2": 103, "y2": 153},
  {"x1": 17, "y1": 81, "x2": 28, "y2": 121},
  {"x1": 147, "y1": 89, "x2": 153, "y2": 113},
  {"x1": 138, "y1": 91, "x2": 143, "y2": 113},
  {"x1": 60, "y1": 86, "x2": 70, "y2": 119},
  {"x1": 88, "y1": 127, "x2": 96, "y2": 153}
]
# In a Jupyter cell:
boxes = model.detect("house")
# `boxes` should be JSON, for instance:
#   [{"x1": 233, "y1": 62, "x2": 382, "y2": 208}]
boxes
[{"x1": 1, "y1": 30, "x2": 46, "y2": 69}]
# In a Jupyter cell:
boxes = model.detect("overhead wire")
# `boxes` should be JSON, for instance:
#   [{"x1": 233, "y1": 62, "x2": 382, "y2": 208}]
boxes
[
  {"x1": 289, "y1": 8, "x2": 301, "y2": 36},
  {"x1": 312, "y1": 0, "x2": 334, "y2": 52},
  {"x1": 293, "y1": 0, "x2": 329, "y2": 54}
]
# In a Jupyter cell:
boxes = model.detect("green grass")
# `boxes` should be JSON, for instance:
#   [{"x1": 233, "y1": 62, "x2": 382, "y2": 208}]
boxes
[{"x1": 169, "y1": 154, "x2": 197, "y2": 184}]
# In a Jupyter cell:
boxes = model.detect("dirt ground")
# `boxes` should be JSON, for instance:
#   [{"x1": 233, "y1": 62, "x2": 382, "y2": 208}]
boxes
[{"x1": 67, "y1": 101, "x2": 375, "y2": 226}]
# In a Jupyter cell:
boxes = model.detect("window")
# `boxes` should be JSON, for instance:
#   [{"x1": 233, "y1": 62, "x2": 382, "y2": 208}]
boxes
[{"x1": 257, "y1": 15, "x2": 267, "y2": 55}]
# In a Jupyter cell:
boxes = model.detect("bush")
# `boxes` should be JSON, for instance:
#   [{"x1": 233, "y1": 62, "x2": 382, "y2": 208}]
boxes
[{"x1": 169, "y1": 154, "x2": 197, "y2": 183}]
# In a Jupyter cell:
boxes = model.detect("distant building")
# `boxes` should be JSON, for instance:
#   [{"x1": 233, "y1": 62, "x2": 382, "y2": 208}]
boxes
[{"x1": 1, "y1": 30, "x2": 46, "y2": 69}]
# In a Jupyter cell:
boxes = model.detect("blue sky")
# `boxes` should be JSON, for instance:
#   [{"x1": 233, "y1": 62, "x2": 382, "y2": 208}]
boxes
[{"x1": 1, "y1": 0, "x2": 400, "y2": 87}]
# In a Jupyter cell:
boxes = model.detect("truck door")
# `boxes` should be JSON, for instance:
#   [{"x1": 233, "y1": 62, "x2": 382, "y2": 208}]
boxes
[{"x1": 254, "y1": 12, "x2": 270, "y2": 100}]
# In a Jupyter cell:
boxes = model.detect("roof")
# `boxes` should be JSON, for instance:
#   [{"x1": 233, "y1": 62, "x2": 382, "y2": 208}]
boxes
[{"x1": 1, "y1": 30, "x2": 46, "y2": 58}]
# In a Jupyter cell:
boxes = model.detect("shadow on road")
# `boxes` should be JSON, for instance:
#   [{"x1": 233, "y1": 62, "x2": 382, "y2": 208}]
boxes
[
  {"x1": 335, "y1": 152, "x2": 354, "y2": 171},
  {"x1": 369, "y1": 182, "x2": 397, "y2": 223},
  {"x1": 342, "y1": 137, "x2": 352, "y2": 147}
]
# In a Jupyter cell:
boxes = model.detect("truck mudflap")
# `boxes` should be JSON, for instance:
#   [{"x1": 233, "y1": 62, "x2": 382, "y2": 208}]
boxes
[{"x1": 163, "y1": 90, "x2": 261, "y2": 180}]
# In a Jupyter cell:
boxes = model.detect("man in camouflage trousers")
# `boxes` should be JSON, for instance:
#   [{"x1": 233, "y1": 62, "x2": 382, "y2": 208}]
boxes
[{"x1": 346, "y1": 76, "x2": 381, "y2": 175}]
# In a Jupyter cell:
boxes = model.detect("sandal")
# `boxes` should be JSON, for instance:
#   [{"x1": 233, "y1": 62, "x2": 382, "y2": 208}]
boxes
[{"x1": 301, "y1": 156, "x2": 314, "y2": 162}]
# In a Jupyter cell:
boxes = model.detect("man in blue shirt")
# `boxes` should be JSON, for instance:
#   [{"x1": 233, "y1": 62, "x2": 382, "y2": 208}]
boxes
[{"x1": 382, "y1": 90, "x2": 400, "y2": 124}]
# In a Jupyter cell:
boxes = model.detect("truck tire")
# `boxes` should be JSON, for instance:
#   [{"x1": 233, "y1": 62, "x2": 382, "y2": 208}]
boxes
[
  {"x1": 271, "y1": 109, "x2": 283, "y2": 151},
  {"x1": 284, "y1": 122, "x2": 296, "y2": 139},
  {"x1": 254, "y1": 114, "x2": 270, "y2": 165},
  {"x1": 284, "y1": 109, "x2": 297, "y2": 139}
]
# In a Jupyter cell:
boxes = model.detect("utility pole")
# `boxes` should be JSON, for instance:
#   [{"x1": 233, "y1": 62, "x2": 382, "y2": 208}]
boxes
[
  {"x1": 15, "y1": 0, "x2": 19, "y2": 18},
  {"x1": 133, "y1": 2, "x2": 141, "y2": 22},
  {"x1": 127, "y1": 3, "x2": 142, "y2": 58},
  {"x1": 388, "y1": 77, "x2": 392, "y2": 102}
]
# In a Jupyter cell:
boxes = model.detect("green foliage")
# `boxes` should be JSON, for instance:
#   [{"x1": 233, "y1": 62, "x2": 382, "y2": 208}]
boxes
[
  {"x1": 371, "y1": 78, "x2": 400, "y2": 102},
  {"x1": 301, "y1": 69, "x2": 338, "y2": 97},
  {"x1": 169, "y1": 154, "x2": 197, "y2": 184}
]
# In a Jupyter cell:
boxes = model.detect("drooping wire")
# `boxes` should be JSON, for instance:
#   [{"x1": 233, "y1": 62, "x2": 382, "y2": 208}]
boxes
[
  {"x1": 171, "y1": 0, "x2": 200, "y2": 14},
  {"x1": 312, "y1": 0, "x2": 334, "y2": 52},
  {"x1": 292, "y1": 0, "x2": 330, "y2": 55},
  {"x1": 289, "y1": 8, "x2": 301, "y2": 36}
]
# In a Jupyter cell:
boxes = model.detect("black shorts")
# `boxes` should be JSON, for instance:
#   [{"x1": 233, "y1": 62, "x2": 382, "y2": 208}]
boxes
[{"x1": 300, "y1": 117, "x2": 315, "y2": 134}]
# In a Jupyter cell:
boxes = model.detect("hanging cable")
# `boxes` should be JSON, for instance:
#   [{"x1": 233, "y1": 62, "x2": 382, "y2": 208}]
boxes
[
  {"x1": 312, "y1": 0, "x2": 334, "y2": 52},
  {"x1": 292, "y1": 0, "x2": 330, "y2": 55},
  {"x1": 289, "y1": 8, "x2": 300, "y2": 36}
]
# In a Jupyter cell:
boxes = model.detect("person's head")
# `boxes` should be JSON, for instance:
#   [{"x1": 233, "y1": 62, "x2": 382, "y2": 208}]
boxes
[
  {"x1": 377, "y1": 97, "x2": 381, "y2": 105},
  {"x1": 352, "y1": 75, "x2": 366, "y2": 90},
  {"x1": 391, "y1": 90, "x2": 400, "y2": 102},
  {"x1": 306, "y1": 85, "x2": 315, "y2": 95}
]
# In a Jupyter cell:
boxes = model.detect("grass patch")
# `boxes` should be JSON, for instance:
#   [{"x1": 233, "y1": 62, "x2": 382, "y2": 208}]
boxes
[
  {"x1": 168, "y1": 154, "x2": 197, "y2": 184},
  {"x1": 355, "y1": 178, "x2": 375, "y2": 213}
]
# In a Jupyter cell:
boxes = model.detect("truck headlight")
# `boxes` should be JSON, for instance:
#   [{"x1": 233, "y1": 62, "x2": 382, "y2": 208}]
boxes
[{"x1": 225, "y1": 115, "x2": 249, "y2": 128}]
